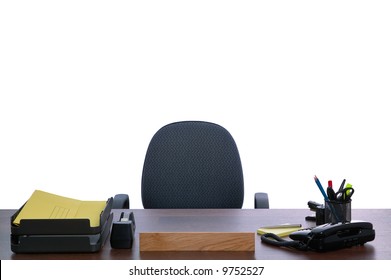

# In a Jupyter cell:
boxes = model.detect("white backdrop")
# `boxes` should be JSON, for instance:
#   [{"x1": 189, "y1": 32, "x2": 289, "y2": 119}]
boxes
[{"x1": 1, "y1": 1, "x2": 390, "y2": 209}]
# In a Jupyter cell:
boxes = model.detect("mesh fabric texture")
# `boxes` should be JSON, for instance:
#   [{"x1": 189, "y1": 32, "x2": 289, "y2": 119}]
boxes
[{"x1": 141, "y1": 121, "x2": 244, "y2": 209}]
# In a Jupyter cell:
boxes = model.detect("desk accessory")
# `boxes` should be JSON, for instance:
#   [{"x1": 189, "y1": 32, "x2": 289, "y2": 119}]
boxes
[
  {"x1": 289, "y1": 220, "x2": 375, "y2": 251},
  {"x1": 314, "y1": 175, "x2": 342, "y2": 222},
  {"x1": 261, "y1": 220, "x2": 375, "y2": 252},
  {"x1": 325, "y1": 199, "x2": 351, "y2": 224},
  {"x1": 306, "y1": 200, "x2": 325, "y2": 225},
  {"x1": 11, "y1": 213, "x2": 113, "y2": 253},
  {"x1": 310, "y1": 176, "x2": 354, "y2": 225},
  {"x1": 110, "y1": 212, "x2": 136, "y2": 249},
  {"x1": 10, "y1": 191, "x2": 113, "y2": 253}
]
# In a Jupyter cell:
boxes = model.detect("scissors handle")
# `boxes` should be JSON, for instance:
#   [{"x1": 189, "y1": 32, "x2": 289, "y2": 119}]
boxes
[{"x1": 336, "y1": 187, "x2": 354, "y2": 201}]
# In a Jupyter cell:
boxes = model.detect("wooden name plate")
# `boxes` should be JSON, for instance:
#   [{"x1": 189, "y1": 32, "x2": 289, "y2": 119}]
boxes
[{"x1": 139, "y1": 232, "x2": 255, "y2": 252}]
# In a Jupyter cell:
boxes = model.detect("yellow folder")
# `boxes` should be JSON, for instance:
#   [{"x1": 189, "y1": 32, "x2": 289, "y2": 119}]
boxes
[{"x1": 13, "y1": 190, "x2": 106, "y2": 227}]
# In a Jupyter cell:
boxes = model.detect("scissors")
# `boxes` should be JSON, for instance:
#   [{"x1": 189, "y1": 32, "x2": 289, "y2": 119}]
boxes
[{"x1": 336, "y1": 186, "x2": 354, "y2": 201}]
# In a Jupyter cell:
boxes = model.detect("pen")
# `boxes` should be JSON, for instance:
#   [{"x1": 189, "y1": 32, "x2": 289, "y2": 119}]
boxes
[{"x1": 261, "y1": 224, "x2": 302, "y2": 229}]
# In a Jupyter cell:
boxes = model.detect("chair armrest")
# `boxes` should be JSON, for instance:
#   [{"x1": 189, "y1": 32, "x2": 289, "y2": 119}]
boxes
[
  {"x1": 112, "y1": 194, "x2": 130, "y2": 209},
  {"x1": 254, "y1": 192, "x2": 269, "y2": 209}
]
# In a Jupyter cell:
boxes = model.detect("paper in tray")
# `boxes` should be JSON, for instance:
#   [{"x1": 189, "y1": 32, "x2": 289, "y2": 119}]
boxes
[{"x1": 11, "y1": 197, "x2": 113, "y2": 235}]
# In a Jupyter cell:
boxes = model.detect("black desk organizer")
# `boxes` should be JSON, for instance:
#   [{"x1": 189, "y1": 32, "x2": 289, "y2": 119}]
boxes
[{"x1": 10, "y1": 197, "x2": 113, "y2": 253}]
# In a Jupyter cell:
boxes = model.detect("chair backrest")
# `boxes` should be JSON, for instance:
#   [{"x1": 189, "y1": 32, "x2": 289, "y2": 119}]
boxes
[{"x1": 141, "y1": 121, "x2": 244, "y2": 208}]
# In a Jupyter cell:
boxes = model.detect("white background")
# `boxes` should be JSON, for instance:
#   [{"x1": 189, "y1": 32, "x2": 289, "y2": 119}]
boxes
[
  {"x1": 2, "y1": 260, "x2": 388, "y2": 280},
  {"x1": 1, "y1": 0, "x2": 390, "y2": 210}
]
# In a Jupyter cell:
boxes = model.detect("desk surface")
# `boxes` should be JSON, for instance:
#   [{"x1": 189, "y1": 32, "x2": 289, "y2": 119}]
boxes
[{"x1": 1, "y1": 208, "x2": 390, "y2": 260}]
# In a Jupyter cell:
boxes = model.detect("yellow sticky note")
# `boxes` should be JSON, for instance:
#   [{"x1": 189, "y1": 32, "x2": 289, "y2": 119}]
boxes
[{"x1": 257, "y1": 224, "x2": 302, "y2": 237}]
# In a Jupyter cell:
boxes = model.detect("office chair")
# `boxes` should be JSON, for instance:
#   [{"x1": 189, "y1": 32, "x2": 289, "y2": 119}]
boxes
[{"x1": 141, "y1": 121, "x2": 269, "y2": 209}]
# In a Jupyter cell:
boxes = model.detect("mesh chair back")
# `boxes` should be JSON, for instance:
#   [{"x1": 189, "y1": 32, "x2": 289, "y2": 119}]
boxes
[{"x1": 141, "y1": 121, "x2": 244, "y2": 208}]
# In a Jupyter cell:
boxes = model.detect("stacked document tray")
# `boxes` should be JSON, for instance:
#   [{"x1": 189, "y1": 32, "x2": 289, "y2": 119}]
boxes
[{"x1": 10, "y1": 197, "x2": 113, "y2": 253}]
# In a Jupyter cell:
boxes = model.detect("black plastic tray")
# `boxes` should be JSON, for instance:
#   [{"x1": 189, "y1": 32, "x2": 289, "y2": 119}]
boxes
[
  {"x1": 11, "y1": 213, "x2": 113, "y2": 253},
  {"x1": 11, "y1": 197, "x2": 113, "y2": 235}
]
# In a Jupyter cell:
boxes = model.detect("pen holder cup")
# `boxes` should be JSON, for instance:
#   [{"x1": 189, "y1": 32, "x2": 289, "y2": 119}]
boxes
[{"x1": 325, "y1": 200, "x2": 351, "y2": 224}]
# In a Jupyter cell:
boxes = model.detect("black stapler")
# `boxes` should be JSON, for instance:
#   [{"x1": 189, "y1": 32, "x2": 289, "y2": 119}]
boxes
[{"x1": 306, "y1": 200, "x2": 325, "y2": 225}]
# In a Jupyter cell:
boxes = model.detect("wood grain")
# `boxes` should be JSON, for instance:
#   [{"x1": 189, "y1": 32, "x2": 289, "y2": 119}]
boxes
[{"x1": 139, "y1": 232, "x2": 255, "y2": 251}]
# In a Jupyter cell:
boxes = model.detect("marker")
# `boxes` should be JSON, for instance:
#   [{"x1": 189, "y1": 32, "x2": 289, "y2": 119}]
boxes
[
  {"x1": 344, "y1": 183, "x2": 353, "y2": 200},
  {"x1": 327, "y1": 180, "x2": 336, "y2": 200},
  {"x1": 327, "y1": 187, "x2": 336, "y2": 201}
]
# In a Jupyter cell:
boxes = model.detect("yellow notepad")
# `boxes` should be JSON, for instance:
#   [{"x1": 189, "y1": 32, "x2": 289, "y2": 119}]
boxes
[
  {"x1": 257, "y1": 224, "x2": 302, "y2": 237},
  {"x1": 13, "y1": 190, "x2": 106, "y2": 227}
]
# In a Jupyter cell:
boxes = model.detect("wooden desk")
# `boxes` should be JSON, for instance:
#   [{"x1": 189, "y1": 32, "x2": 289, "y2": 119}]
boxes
[{"x1": 1, "y1": 209, "x2": 390, "y2": 260}]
